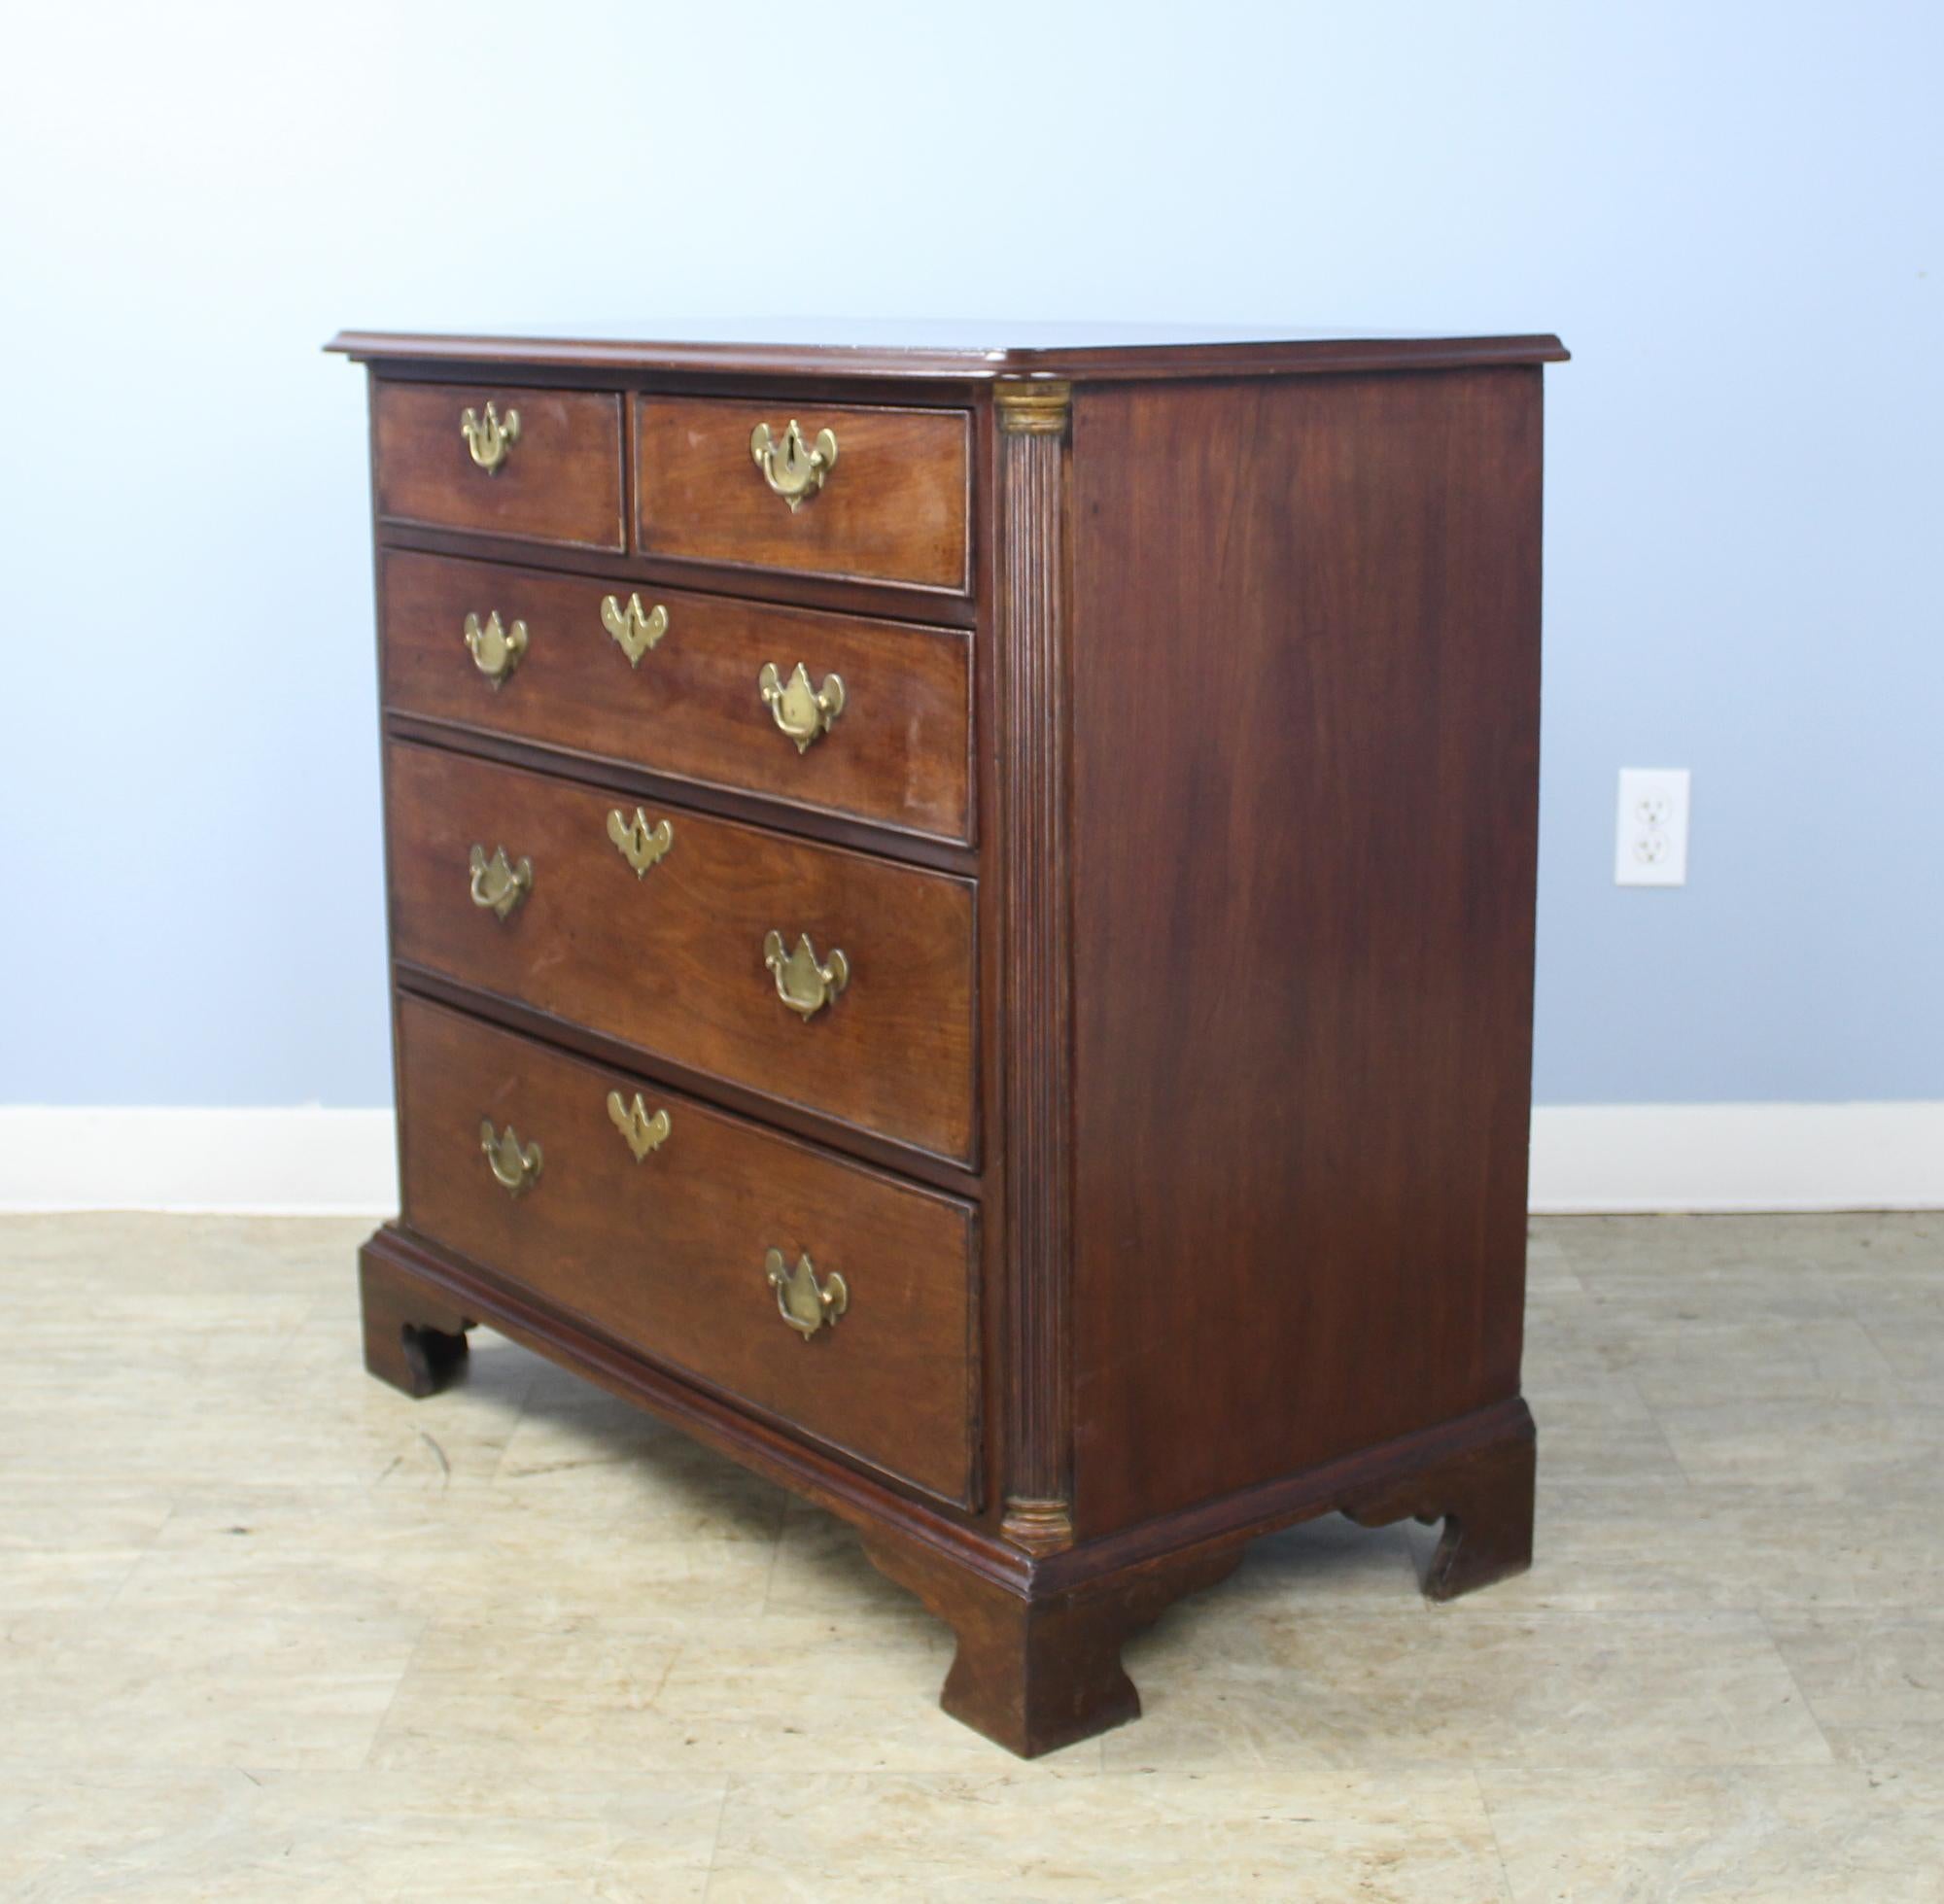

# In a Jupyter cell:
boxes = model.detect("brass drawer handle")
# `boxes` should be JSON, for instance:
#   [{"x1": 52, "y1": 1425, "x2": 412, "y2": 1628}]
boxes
[
  {"x1": 460, "y1": 401, "x2": 520, "y2": 473},
  {"x1": 749, "y1": 419, "x2": 838, "y2": 512},
  {"x1": 607, "y1": 808, "x2": 674, "y2": 878},
  {"x1": 607, "y1": 1090, "x2": 671, "y2": 1161},
  {"x1": 601, "y1": 593, "x2": 668, "y2": 667},
  {"x1": 480, "y1": 1119, "x2": 541, "y2": 1194},
  {"x1": 468, "y1": 844, "x2": 532, "y2": 919},
  {"x1": 758, "y1": 662, "x2": 845, "y2": 752},
  {"x1": 763, "y1": 930, "x2": 849, "y2": 1020},
  {"x1": 765, "y1": 1248, "x2": 847, "y2": 1339},
  {"x1": 463, "y1": 610, "x2": 527, "y2": 687}
]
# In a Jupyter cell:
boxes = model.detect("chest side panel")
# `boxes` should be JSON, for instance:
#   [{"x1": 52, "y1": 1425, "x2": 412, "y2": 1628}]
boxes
[{"x1": 1066, "y1": 368, "x2": 1545, "y2": 1538}]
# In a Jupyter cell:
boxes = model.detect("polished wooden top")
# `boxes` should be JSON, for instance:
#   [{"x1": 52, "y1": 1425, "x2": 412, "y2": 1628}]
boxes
[{"x1": 327, "y1": 320, "x2": 1569, "y2": 383}]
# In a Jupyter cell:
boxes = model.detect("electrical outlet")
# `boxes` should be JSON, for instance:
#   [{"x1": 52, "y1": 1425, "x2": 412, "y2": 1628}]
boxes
[{"x1": 1614, "y1": 768, "x2": 1690, "y2": 886}]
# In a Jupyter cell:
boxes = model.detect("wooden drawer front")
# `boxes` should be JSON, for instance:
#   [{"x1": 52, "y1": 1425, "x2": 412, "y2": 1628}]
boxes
[
  {"x1": 397, "y1": 997, "x2": 977, "y2": 1504},
  {"x1": 634, "y1": 397, "x2": 970, "y2": 592},
  {"x1": 386, "y1": 742, "x2": 977, "y2": 1163},
  {"x1": 373, "y1": 381, "x2": 624, "y2": 550},
  {"x1": 380, "y1": 551, "x2": 973, "y2": 843}
]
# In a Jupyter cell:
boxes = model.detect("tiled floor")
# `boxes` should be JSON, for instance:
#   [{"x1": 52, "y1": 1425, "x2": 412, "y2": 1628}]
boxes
[{"x1": 3, "y1": 1213, "x2": 1940, "y2": 1899}]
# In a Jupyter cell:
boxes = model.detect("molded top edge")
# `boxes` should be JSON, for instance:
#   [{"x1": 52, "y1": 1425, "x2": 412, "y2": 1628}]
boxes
[{"x1": 326, "y1": 321, "x2": 1569, "y2": 382}]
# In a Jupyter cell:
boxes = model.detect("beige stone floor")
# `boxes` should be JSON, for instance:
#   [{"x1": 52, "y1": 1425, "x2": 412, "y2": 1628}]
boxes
[{"x1": 1, "y1": 1212, "x2": 1940, "y2": 1899}]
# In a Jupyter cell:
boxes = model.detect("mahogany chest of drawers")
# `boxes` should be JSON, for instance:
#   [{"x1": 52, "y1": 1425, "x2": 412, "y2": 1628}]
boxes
[{"x1": 333, "y1": 323, "x2": 1568, "y2": 1756}]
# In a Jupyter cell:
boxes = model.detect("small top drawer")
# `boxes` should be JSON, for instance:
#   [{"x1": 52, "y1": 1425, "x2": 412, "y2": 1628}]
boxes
[
  {"x1": 373, "y1": 381, "x2": 625, "y2": 551},
  {"x1": 633, "y1": 397, "x2": 970, "y2": 593}
]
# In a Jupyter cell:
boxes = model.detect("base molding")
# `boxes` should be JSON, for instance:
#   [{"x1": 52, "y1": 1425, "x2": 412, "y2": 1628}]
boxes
[
  {"x1": 359, "y1": 1222, "x2": 1534, "y2": 1756},
  {"x1": 862, "y1": 1402, "x2": 1535, "y2": 1755},
  {"x1": 358, "y1": 1222, "x2": 1020, "y2": 1585},
  {"x1": 861, "y1": 1531, "x2": 1244, "y2": 1758},
  {"x1": 6, "y1": 1101, "x2": 1939, "y2": 1214}
]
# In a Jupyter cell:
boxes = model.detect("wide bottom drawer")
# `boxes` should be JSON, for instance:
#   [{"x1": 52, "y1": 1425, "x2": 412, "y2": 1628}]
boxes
[{"x1": 396, "y1": 994, "x2": 979, "y2": 1506}]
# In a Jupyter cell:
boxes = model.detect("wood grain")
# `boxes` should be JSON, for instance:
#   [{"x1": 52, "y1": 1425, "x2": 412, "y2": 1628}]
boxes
[
  {"x1": 633, "y1": 397, "x2": 970, "y2": 592},
  {"x1": 395, "y1": 995, "x2": 979, "y2": 1505},
  {"x1": 373, "y1": 381, "x2": 624, "y2": 550},
  {"x1": 1064, "y1": 368, "x2": 1545, "y2": 1537},
  {"x1": 384, "y1": 740, "x2": 978, "y2": 1164},
  {"x1": 379, "y1": 549, "x2": 973, "y2": 843}
]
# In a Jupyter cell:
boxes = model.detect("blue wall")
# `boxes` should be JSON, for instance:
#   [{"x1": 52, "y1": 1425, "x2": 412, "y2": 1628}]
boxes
[{"x1": 4, "y1": 1, "x2": 1938, "y2": 1106}]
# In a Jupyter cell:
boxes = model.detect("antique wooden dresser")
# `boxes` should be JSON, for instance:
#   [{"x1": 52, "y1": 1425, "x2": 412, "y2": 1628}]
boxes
[{"x1": 331, "y1": 322, "x2": 1568, "y2": 1755}]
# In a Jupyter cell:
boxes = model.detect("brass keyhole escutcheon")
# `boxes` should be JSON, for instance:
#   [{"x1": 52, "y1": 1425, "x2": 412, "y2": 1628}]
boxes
[
  {"x1": 601, "y1": 593, "x2": 668, "y2": 667},
  {"x1": 479, "y1": 1120, "x2": 541, "y2": 1194},
  {"x1": 460, "y1": 401, "x2": 520, "y2": 473},
  {"x1": 463, "y1": 610, "x2": 527, "y2": 686},
  {"x1": 763, "y1": 930, "x2": 849, "y2": 1021},
  {"x1": 606, "y1": 808, "x2": 674, "y2": 879},
  {"x1": 468, "y1": 845, "x2": 532, "y2": 920},
  {"x1": 750, "y1": 419, "x2": 838, "y2": 511},
  {"x1": 607, "y1": 1090, "x2": 671, "y2": 1161},
  {"x1": 758, "y1": 662, "x2": 845, "y2": 752},
  {"x1": 765, "y1": 1248, "x2": 847, "y2": 1339}
]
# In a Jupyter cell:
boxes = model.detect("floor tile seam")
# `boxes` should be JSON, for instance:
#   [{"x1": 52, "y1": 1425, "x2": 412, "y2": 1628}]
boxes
[
  {"x1": 1469, "y1": 1758, "x2": 1886, "y2": 1794},
  {"x1": 1849, "y1": 1306, "x2": 1929, "y2": 1389},
  {"x1": 1169, "y1": 1603, "x2": 1804, "y2": 1632},
  {"x1": 754, "y1": 1513, "x2": 788, "y2": 1615},
  {"x1": 697, "y1": 1776, "x2": 739, "y2": 1900},
  {"x1": 1450, "y1": 1764, "x2": 1519, "y2": 1903},
  {"x1": 1751, "y1": 1604, "x2": 1846, "y2": 1769},
  {"x1": 350, "y1": 1607, "x2": 439, "y2": 1774},
  {"x1": 471, "y1": 1367, "x2": 544, "y2": 1486},
  {"x1": 92, "y1": 1532, "x2": 171, "y2": 1616}
]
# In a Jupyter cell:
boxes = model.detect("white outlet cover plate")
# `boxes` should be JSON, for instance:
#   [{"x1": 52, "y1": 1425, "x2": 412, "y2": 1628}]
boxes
[{"x1": 1614, "y1": 767, "x2": 1690, "y2": 886}]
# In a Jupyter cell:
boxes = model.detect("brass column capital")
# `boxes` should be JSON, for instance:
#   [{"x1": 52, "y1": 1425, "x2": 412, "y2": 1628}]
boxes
[
  {"x1": 1002, "y1": 1497, "x2": 1076, "y2": 1556},
  {"x1": 994, "y1": 379, "x2": 1072, "y2": 435}
]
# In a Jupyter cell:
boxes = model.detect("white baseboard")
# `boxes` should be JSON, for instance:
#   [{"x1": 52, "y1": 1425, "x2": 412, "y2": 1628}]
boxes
[
  {"x1": 1526, "y1": 1101, "x2": 1944, "y2": 1214},
  {"x1": 0, "y1": 1108, "x2": 399, "y2": 1216},
  {"x1": 0, "y1": 1102, "x2": 1937, "y2": 1217}
]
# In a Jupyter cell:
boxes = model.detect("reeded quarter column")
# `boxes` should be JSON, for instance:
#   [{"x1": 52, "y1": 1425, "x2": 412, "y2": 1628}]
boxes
[{"x1": 994, "y1": 378, "x2": 1075, "y2": 1556}]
